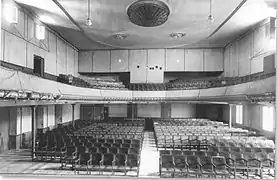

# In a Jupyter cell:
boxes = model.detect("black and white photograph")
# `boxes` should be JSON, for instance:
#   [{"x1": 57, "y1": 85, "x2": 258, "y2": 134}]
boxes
[{"x1": 0, "y1": 0, "x2": 276, "y2": 179}]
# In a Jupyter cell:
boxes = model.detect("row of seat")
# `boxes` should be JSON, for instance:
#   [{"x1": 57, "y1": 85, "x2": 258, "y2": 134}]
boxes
[
  {"x1": 160, "y1": 153, "x2": 274, "y2": 179},
  {"x1": 61, "y1": 151, "x2": 140, "y2": 176},
  {"x1": 160, "y1": 155, "x2": 233, "y2": 178},
  {"x1": 58, "y1": 74, "x2": 127, "y2": 90},
  {"x1": 167, "y1": 72, "x2": 275, "y2": 90}
]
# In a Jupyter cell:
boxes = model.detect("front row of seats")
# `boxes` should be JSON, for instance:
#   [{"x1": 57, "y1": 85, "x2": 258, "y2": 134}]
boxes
[
  {"x1": 60, "y1": 149, "x2": 140, "y2": 176},
  {"x1": 161, "y1": 155, "x2": 234, "y2": 178}
]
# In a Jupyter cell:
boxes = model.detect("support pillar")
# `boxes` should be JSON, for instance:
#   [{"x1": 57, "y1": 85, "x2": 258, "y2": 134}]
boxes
[
  {"x1": 229, "y1": 104, "x2": 232, "y2": 129},
  {"x1": 31, "y1": 106, "x2": 37, "y2": 161},
  {"x1": 274, "y1": 7, "x2": 277, "y2": 180},
  {"x1": 72, "y1": 104, "x2": 75, "y2": 128}
]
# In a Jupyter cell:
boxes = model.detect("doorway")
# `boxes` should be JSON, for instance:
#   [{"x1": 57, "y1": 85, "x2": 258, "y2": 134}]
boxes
[{"x1": 144, "y1": 118, "x2": 154, "y2": 131}]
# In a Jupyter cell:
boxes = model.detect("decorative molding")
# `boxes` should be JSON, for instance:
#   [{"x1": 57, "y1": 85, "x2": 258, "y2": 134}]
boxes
[{"x1": 245, "y1": 92, "x2": 275, "y2": 105}]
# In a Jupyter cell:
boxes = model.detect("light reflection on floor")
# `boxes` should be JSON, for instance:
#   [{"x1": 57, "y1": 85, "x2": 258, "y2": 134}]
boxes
[{"x1": 138, "y1": 131, "x2": 160, "y2": 178}]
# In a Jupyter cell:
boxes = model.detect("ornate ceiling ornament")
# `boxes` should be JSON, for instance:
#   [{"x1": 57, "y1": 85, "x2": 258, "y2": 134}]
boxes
[{"x1": 127, "y1": 0, "x2": 170, "y2": 27}]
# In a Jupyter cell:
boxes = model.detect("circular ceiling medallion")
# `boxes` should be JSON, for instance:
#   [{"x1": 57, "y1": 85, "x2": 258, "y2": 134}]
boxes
[{"x1": 127, "y1": 0, "x2": 170, "y2": 27}]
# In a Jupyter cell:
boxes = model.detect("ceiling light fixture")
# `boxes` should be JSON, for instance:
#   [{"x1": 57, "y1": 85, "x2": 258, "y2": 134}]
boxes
[
  {"x1": 170, "y1": 32, "x2": 186, "y2": 39},
  {"x1": 114, "y1": 33, "x2": 127, "y2": 40},
  {"x1": 207, "y1": 0, "x2": 214, "y2": 22},
  {"x1": 86, "y1": 0, "x2": 93, "y2": 26}
]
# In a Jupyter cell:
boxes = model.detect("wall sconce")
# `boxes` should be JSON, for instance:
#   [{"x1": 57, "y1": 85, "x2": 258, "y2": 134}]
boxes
[{"x1": 4, "y1": 4, "x2": 18, "y2": 24}]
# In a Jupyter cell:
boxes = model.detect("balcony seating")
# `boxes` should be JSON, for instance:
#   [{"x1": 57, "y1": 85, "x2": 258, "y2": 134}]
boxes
[
  {"x1": 129, "y1": 83, "x2": 166, "y2": 91},
  {"x1": 167, "y1": 72, "x2": 275, "y2": 90},
  {"x1": 58, "y1": 74, "x2": 127, "y2": 90}
]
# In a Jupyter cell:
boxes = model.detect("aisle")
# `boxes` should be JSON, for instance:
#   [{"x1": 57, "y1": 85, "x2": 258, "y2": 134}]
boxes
[{"x1": 138, "y1": 131, "x2": 160, "y2": 178}]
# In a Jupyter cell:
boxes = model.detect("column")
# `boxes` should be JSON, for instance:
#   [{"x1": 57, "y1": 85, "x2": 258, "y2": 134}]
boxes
[
  {"x1": 31, "y1": 106, "x2": 37, "y2": 161},
  {"x1": 0, "y1": 0, "x2": 2, "y2": 61},
  {"x1": 72, "y1": 104, "x2": 75, "y2": 127},
  {"x1": 274, "y1": 9, "x2": 277, "y2": 180},
  {"x1": 229, "y1": 104, "x2": 232, "y2": 129}
]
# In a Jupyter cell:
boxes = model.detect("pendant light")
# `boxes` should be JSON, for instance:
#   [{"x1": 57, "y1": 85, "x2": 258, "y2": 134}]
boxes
[{"x1": 86, "y1": 0, "x2": 92, "y2": 26}]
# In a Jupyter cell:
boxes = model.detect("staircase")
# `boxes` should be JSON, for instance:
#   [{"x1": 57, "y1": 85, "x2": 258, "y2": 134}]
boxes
[{"x1": 138, "y1": 131, "x2": 160, "y2": 177}]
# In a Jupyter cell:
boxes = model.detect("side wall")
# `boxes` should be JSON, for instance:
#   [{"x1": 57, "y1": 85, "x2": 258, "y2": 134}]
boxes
[
  {"x1": 224, "y1": 104, "x2": 275, "y2": 138},
  {"x1": 0, "y1": 104, "x2": 80, "y2": 151},
  {"x1": 1, "y1": 0, "x2": 79, "y2": 76},
  {"x1": 223, "y1": 18, "x2": 276, "y2": 77}
]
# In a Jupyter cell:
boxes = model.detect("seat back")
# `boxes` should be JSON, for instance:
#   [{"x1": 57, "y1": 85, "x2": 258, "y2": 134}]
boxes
[
  {"x1": 91, "y1": 152, "x2": 102, "y2": 165},
  {"x1": 80, "y1": 152, "x2": 91, "y2": 165},
  {"x1": 115, "y1": 153, "x2": 126, "y2": 166},
  {"x1": 127, "y1": 154, "x2": 138, "y2": 167},
  {"x1": 174, "y1": 155, "x2": 186, "y2": 168},
  {"x1": 103, "y1": 153, "x2": 114, "y2": 165}
]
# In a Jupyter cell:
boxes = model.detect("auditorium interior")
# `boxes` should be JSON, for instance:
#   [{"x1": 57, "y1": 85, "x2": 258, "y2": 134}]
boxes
[{"x1": 0, "y1": 0, "x2": 277, "y2": 179}]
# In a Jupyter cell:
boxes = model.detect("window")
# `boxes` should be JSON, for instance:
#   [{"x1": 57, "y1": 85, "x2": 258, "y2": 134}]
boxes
[
  {"x1": 263, "y1": 106, "x2": 274, "y2": 132},
  {"x1": 236, "y1": 105, "x2": 243, "y2": 124}
]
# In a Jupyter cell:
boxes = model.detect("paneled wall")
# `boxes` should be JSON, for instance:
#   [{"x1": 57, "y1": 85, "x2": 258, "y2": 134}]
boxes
[
  {"x1": 1, "y1": 0, "x2": 78, "y2": 76},
  {"x1": 223, "y1": 18, "x2": 276, "y2": 77},
  {"x1": 171, "y1": 103, "x2": 196, "y2": 118},
  {"x1": 0, "y1": 107, "x2": 17, "y2": 152},
  {"x1": 137, "y1": 104, "x2": 161, "y2": 118},
  {"x1": 196, "y1": 104, "x2": 226, "y2": 122},
  {"x1": 226, "y1": 104, "x2": 275, "y2": 138},
  {"x1": 79, "y1": 48, "x2": 224, "y2": 83},
  {"x1": 107, "y1": 104, "x2": 127, "y2": 117}
]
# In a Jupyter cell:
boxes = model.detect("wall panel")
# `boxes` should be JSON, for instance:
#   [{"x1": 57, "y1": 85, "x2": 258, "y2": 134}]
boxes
[
  {"x1": 165, "y1": 49, "x2": 185, "y2": 71},
  {"x1": 171, "y1": 103, "x2": 196, "y2": 118},
  {"x1": 57, "y1": 38, "x2": 67, "y2": 75},
  {"x1": 0, "y1": 107, "x2": 10, "y2": 151},
  {"x1": 74, "y1": 50, "x2": 79, "y2": 76},
  {"x1": 223, "y1": 46, "x2": 230, "y2": 76},
  {"x1": 111, "y1": 50, "x2": 129, "y2": 72},
  {"x1": 78, "y1": 51, "x2": 93, "y2": 73},
  {"x1": 4, "y1": 32, "x2": 27, "y2": 66},
  {"x1": 251, "y1": 56, "x2": 264, "y2": 74},
  {"x1": 129, "y1": 50, "x2": 147, "y2": 83},
  {"x1": 45, "y1": 32, "x2": 57, "y2": 75},
  {"x1": 238, "y1": 35, "x2": 252, "y2": 76},
  {"x1": 253, "y1": 25, "x2": 266, "y2": 56},
  {"x1": 230, "y1": 42, "x2": 239, "y2": 76},
  {"x1": 47, "y1": 105, "x2": 55, "y2": 127},
  {"x1": 92, "y1": 51, "x2": 111, "y2": 72},
  {"x1": 137, "y1": 104, "x2": 161, "y2": 118},
  {"x1": 67, "y1": 46, "x2": 75, "y2": 75},
  {"x1": 74, "y1": 104, "x2": 80, "y2": 120},
  {"x1": 185, "y1": 49, "x2": 204, "y2": 71},
  {"x1": 107, "y1": 104, "x2": 127, "y2": 117},
  {"x1": 204, "y1": 49, "x2": 223, "y2": 71},
  {"x1": 147, "y1": 49, "x2": 165, "y2": 83},
  {"x1": 1, "y1": 30, "x2": 4, "y2": 61}
]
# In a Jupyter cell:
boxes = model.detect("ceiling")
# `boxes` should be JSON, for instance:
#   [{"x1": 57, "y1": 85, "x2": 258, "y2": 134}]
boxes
[{"x1": 15, "y1": 0, "x2": 276, "y2": 50}]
